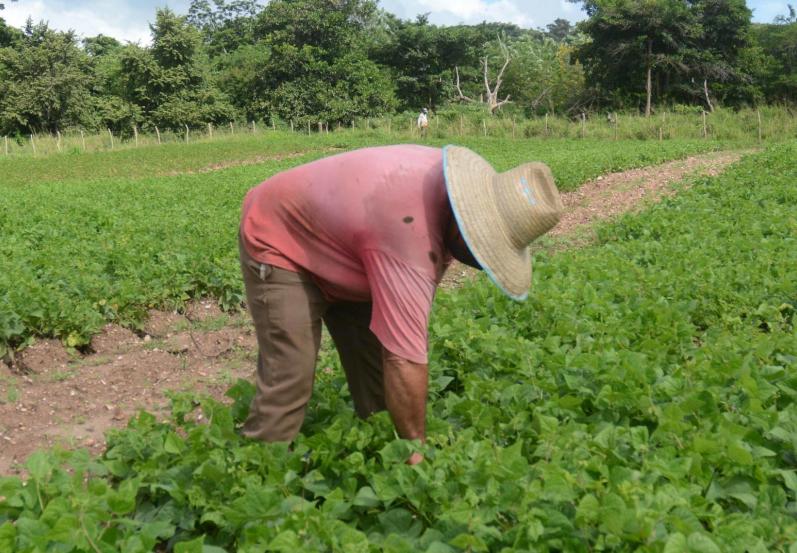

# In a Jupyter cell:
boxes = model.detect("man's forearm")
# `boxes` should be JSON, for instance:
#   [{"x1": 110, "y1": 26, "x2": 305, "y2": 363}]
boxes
[{"x1": 382, "y1": 348, "x2": 428, "y2": 442}]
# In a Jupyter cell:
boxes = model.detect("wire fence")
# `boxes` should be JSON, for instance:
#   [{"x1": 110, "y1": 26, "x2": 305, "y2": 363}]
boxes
[{"x1": 1, "y1": 107, "x2": 795, "y2": 158}]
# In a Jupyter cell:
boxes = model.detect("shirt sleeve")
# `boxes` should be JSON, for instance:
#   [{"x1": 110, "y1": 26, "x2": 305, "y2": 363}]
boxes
[{"x1": 361, "y1": 249, "x2": 436, "y2": 364}]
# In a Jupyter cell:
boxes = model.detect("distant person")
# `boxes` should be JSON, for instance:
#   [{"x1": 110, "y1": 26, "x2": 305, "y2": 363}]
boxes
[
  {"x1": 238, "y1": 145, "x2": 563, "y2": 463},
  {"x1": 417, "y1": 108, "x2": 429, "y2": 137}
]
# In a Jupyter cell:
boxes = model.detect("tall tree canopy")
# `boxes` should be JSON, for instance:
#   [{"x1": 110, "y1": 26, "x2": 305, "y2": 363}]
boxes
[
  {"x1": 0, "y1": 20, "x2": 94, "y2": 134},
  {"x1": 117, "y1": 9, "x2": 235, "y2": 131},
  {"x1": 572, "y1": 0, "x2": 700, "y2": 115},
  {"x1": 216, "y1": 0, "x2": 395, "y2": 124},
  {"x1": 687, "y1": 0, "x2": 753, "y2": 111},
  {"x1": 187, "y1": 0, "x2": 261, "y2": 55}
]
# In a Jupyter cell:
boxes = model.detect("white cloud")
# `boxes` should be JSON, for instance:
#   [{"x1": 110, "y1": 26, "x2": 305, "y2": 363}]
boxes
[
  {"x1": 413, "y1": 0, "x2": 535, "y2": 27},
  {"x1": 3, "y1": 0, "x2": 153, "y2": 44},
  {"x1": 380, "y1": 0, "x2": 585, "y2": 28}
]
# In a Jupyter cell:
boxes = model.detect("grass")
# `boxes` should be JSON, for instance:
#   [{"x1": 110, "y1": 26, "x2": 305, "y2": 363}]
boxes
[
  {"x1": 0, "y1": 130, "x2": 736, "y2": 190},
  {"x1": 1, "y1": 105, "x2": 792, "y2": 161}
]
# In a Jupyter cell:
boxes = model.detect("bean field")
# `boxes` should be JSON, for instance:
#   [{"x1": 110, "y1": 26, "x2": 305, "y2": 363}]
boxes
[{"x1": 1, "y1": 132, "x2": 796, "y2": 552}]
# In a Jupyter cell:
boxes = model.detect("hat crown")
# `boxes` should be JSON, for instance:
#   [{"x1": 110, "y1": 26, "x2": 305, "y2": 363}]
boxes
[
  {"x1": 493, "y1": 164, "x2": 564, "y2": 250},
  {"x1": 442, "y1": 145, "x2": 563, "y2": 300}
]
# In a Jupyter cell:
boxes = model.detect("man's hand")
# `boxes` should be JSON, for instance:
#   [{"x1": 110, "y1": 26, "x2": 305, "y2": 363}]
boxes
[{"x1": 382, "y1": 348, "x2": 428, "y2": 463}]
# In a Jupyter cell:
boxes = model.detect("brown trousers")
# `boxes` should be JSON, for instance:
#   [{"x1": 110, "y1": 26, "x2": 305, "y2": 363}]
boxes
[{"x1": 239, "y1": 237, "x2": 385, "y2": 442}]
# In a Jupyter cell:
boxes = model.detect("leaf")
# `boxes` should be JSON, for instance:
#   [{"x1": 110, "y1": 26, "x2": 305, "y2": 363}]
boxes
[
  {"x1": 0, "y1": 522, "x2": 17, "y2": 551},
  {"x1": 779, "y1": 470, "x2": 797, "y2": 492},
  {"x1": 353, "y1": 486, "x2": 380, "y2": 508},
  {"x1": 575, "y1": 494, "x2": 600, "y2": 524},
  {"x1": 664, "y1": 533, "x2": 687, "y2": 553},
  {"x1": 25, "y1": 451, "x2": 53, "y2": 483},
  {"x1": 687, "y1": 532, "x2": 722, "y2": 553},
  {"x1": 164, "y1": 432, "x2": 185, "y2": 455},
  {"x1": 726, "y1": 441, "x2": 753, "y2": 466},
  {"x1": 449, "y1": 533, "x2": 488, "y2": 552},
  {"x1": 268, "y1": 530, "x2": 300, "y2": 551}
]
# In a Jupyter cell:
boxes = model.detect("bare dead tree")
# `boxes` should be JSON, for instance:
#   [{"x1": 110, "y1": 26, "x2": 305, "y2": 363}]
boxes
[
  {"x1": 482, "y1": 39, "x2": 512, "y2": 114},
  {"x1": 454, "y1": 66, "x2": 475, "y2": 104},
  {"x1": 453, "y1": 36, "x2": 512, "y2": 115}
]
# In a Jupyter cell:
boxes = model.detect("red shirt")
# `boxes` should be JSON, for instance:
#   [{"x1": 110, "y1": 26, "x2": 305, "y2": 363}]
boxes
[{"x1": 240, "y1": 145, "x2": 451, "y2": 364}]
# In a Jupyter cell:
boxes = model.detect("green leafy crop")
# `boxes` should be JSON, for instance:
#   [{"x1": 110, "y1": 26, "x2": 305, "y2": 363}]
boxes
[
  {"x1": 0, "y1": 133, "x2": 722, "y2": 352},
  {"x1": 1, "y1": 142, "x2": 795, "y2": 551}
]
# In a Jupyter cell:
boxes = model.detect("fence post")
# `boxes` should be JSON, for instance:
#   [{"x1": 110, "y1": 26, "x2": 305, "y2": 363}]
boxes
[
  {"x1": 757, "y1": 109, "x2": 762, "y2": 143},
  {"x1": 80, "y1": 130, "x2": 86, "y2": 151},
  {"x1": 290, "y1": 121, "x2": 294, "y2": 133},
  {"x1": 702, "y1": 111, "x2": 707, "y2": 139},
  {"x1": 251, "y1": 121, "x2": 256, "y2": 134},
  {"x1": 208, "y1": 123, "x2": 213, "y2": 139},
  {"x1": 133, "y1": 125, "x2": 139, "y2": 147},
  {"x1": 3, "y1": 136, "x2": 8, "y2": 156},
  {"x1": 580, "y1": 113, "x2": 586, "y2": 139},
  {"x1": 318, "y1": 122, "x2": 323, "y2": 133},
  {"x1": 155, "y1": 126, "x2": 162, "y2": 145},
  {"x1": 56, "y1": 130, "x2": 62, "y2": 153},
  {"x1": 230, "y1": 121, "x2": 235, "y2": 135},
  {"x1": 185, "y1": 124, "x2": 190, "y2": 143},
  {"x1": 30, "y1": 134, "x2": 36, "y2": 154},
  {"x1": 545, "y1": 113, "x2": 549, "y2": 137},
  {"x1": 107, "y1": 128, "x2": 114, "y2": 150}
]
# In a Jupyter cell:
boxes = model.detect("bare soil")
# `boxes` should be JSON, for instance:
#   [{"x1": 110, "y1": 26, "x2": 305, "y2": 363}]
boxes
[{"x1": 0, "y1": 150, "x2": 748, "y2": 475}]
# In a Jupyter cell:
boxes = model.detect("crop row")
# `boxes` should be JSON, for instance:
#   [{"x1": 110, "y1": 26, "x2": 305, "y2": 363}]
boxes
[{"x1": 0, "y1": 142, "x2": 794, "y2": 551}]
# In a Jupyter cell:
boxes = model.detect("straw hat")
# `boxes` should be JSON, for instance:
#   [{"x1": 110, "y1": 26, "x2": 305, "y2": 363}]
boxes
[{"x1": 443, "y1": 145, "x2": 564, "y2": 300}]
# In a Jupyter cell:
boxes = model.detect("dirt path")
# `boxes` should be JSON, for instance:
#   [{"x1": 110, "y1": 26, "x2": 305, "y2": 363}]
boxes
[
  {"x1": 440, "y1": 149, "x2": 749, "y2": 287},
  {"x1": 0, "y1": 150, "x2": 749, "y2": 474}
]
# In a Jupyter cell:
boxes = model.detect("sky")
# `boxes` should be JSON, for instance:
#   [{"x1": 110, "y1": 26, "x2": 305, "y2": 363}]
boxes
[{"x1": 0, "y1": 0, "x2": 790, "y2": 45}]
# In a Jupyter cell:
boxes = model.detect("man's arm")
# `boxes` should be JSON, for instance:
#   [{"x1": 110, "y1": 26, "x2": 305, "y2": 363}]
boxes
[{"x1": 382, "y1": 347, "x2": 428, "y2": 465}]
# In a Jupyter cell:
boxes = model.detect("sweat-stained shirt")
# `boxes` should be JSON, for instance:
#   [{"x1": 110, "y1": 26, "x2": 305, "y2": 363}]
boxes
[{"x1": 240, "y1": 145, "x2": 452, "y2": 364}]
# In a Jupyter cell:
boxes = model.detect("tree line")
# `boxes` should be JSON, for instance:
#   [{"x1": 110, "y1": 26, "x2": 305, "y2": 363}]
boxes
[{"x1": 0, "y1": 0, "x2": 795, "y2": 136}]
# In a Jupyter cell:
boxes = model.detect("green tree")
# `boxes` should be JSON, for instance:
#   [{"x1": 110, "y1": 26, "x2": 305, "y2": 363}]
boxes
[
  {"x1": 687, "y1": 0, "x2": 752, "y2": 111},
  {"x1": 494, "y1": 34, "x2": 586, "y2": 115},
  {"x1": 752, "y1": 19, "x2": 797, "y2": 103},
  {"x1": 0, "y1": 16, "x2": 22, "y2": 47},
  {"x1": 545, "y1": 18, "x2": 574, "y2": 42},
  {"x1": 117, "y1": 8, "x2": 236, "y2": 130},
  {"x1": 370, "y1": 16, "x2": 484, "y2": 111},
  {"x1": 187, "y1": 0, "x2": 261, "y2": 55},
  {"x1": 572, "y1": 0, "x2": 700, "y2": 115},
  {"x1": 83, "y1": 34, "x2": 122, "y2": 58},
  {"x1": 774, "y1": 4, "x2": 796, "y2": 24},
  {"x1": 216, "y1": 0, "x2": 395, "y2": 124},
  {"x1": 0, "y1": 20, "x2": 95, "y2": 134}
]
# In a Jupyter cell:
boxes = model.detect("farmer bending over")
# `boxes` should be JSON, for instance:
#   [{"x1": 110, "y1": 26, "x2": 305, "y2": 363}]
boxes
[{"x1": 238, "y1": 145, "x2": 563, "y2": 463}]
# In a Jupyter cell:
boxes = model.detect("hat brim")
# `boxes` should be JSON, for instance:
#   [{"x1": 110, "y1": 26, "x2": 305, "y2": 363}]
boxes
[{"x1": 443, "y1": 145, "x2": 531, "y2": 301}]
